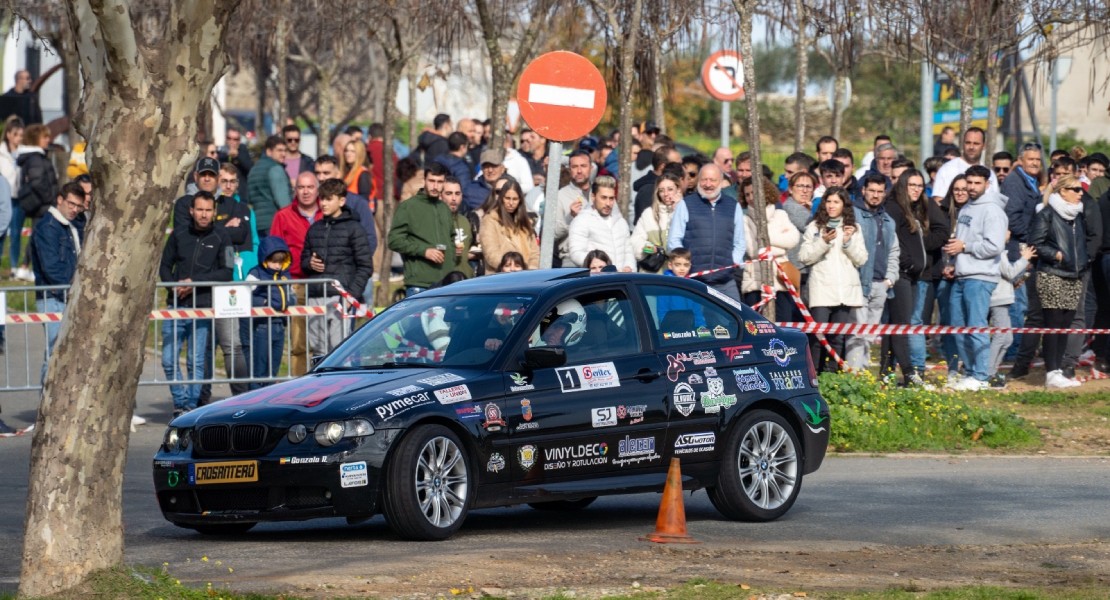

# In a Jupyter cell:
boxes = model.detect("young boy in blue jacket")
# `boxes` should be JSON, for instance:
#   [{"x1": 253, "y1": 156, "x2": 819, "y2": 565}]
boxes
[{"x1": 247, "y1": 236, "x2": 296, "y2": 388}]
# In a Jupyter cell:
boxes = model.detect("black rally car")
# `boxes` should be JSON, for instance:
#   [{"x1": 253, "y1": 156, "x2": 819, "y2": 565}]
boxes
[{"x1": 154, "y1": 269, "x2": 829, "y2": 540}]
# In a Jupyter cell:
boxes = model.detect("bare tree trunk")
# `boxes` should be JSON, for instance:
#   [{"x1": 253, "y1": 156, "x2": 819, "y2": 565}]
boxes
[
  {"x1": 615, "y1": 0, "x2": 644, "y2": 220},
  {"x1": 275, "y1": 6, "x2": 289, "y2": 126},
  {"x1": 19, "y1": 1, "x2": 236, "y2": 596},
  {"x1": 318, "y1": 69, "x2": 335, "y2": 158},
  {"x1": 255, "y1": 55, "x2": 268, "y2": 137},
  {"x1": 958, "y1": 76, "x2": 975, "y2": 140},
  {"x1": 831, "y1": 73, "x2": 846, "y2": 142},
  {"x1": 984, "y1": 72, "x2": 1002, "y2": 157},
  {"x1": 735, "y1": 0, "x2": 773, "y2": 320},
  {"x1": 651, "y1": 43, "x2": 666, "y2": 133},
  {"x1": 375, "y1": 66, "x2": 403, "y2": 308},
  {"x1": 407, "y1": 59, "x2": 419, "y2": 152},
  {"x1": 792, "y1": 0, "x2": 807, "y2": 153}
]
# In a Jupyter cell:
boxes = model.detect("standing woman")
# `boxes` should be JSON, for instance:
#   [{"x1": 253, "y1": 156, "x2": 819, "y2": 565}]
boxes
[
  {"x1": 1029, "y1": 174, "x2": 1088, "y2": 388},
  {"x1": 631, "y1": 171, "x2": 683, "y2": 273},
  {"x1": 908, "y1": 168, "x2": 951, "y2": 379},
  {"x1": 798, "y1": 187, "x2": 868, "y2": 372},
  {"x1": 13, "y1": 124, "x2": 58, "y2": 281},
  {"x1": 740, "y1": 175, "x2": 800, "y2": 319},
  {"x1": 881, "y1": 170, "x2": 928, "y2": 386},
  {"x1": 340, "y1": 139, "x2": 374, "y2": 208},
  {"x1": 937, "y1": 174, "x2": 970, "y2": 383},
  {"x1": 479, "y1": 178, "x2": 539, "y2": 272},
  {"x1": 0, "y1": 115, "x2": 22, "y2": 277}
]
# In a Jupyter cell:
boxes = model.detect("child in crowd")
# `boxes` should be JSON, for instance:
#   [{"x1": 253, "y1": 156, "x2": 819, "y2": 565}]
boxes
[
  {"x1": 663, "y1": 247, "x2": 692, "y2": 278},
  {"x1": 657, "y1": 248, "x2": 706, "y2": 327},
  {"x1": 247, "y1": 236, "x2": 296, "y2": 389},
  {"x1": 986, "y1": 236, "x2": 1036, "y2": 389}
]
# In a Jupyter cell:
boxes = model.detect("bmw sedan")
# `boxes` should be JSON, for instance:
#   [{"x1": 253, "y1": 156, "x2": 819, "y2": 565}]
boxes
[{"x1": 153, "y1": 269, "x2": 829, "y2": 540}]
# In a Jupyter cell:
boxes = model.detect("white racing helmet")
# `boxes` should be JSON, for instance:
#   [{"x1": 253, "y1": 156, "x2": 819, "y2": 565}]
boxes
[{"x1": 529, "y1": 299, "x2": 587, "y2": 347}]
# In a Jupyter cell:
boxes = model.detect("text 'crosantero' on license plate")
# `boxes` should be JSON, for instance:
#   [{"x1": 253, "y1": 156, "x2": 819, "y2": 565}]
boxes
[{"x1": 189, "y1": 461, "x2": 259, "y2": 485}]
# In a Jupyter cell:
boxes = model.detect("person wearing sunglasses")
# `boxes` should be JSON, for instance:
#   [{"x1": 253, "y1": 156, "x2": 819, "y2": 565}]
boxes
[
  {"x1": 991, "y1": 151, "x2": 1013, "y2": 183},
  {"x1": 281, "y1": 124, "x2": 315, "y2": 182},
  {"x1": 1027, "y1": 175, "x2": 1089, "y2": 388}
]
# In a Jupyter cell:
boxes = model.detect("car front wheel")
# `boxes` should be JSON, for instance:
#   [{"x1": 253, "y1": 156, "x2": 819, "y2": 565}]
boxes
[
  {"x1": 382, "y1": 424, "x2": 472, "y2": 540},
  {"x1": 708, "y1": 409, "x2": 802, "y2": 521}
]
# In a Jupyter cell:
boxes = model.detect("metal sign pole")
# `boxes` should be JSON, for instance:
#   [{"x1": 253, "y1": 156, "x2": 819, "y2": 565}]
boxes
[
  {"x1": 538, "y1": 141, "x2": 563, "y2": 269},
  {"x1": 720, "y1": 101, "x2": 730, "y2": 149}
]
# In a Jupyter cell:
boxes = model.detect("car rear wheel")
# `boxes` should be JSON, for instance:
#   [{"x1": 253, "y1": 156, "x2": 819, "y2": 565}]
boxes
[
  {"x1": 188, "y1": 522, "x2": 257, "y2": 535},
  {"x1": 527, "y1": 497, "x2": 597, "y2": 511},
  {"x1": 383, "y1": 424, "x2": 472, "y2": 540},
  {"x1": 708, "y1": 409, "x2": 801, "y2": 521}
]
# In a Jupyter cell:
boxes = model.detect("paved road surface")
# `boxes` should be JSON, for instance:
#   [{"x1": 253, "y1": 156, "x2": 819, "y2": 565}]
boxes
[{"x1": 2, "y1": 381, "x2": 1108, "y2": 595}]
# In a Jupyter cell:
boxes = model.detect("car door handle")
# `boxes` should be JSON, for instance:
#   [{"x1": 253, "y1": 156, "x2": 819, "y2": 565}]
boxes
[{"x1": 634, "y1": 369, "x2": 661, "y2": 382}]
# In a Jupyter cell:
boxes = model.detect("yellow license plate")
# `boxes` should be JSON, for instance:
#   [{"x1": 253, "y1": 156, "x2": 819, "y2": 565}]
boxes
[{"x1": 191, "y1": 460, "x2": 259, "y2": 485}]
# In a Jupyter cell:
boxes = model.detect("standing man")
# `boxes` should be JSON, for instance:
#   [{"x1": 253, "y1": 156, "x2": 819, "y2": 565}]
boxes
[
  {"x1": 554, "y1": 150, "x2": 593, "y2": 266},
  {"x1": 282, "y1": 124, "x2": 314, "y2": 182},
  {"x1": 666, "y1": 164, "x2": 746, "y2": 301},
  {"x1": 248, "y1": 134, "x2": 293, "y2": 237},
  {"x1": 173, "y1": 157, "x2": 252, "y2": 399},
  {"x1": 991, "y1": 151, "x2": 1014, "y2": 183},
  {"x1": 568, "y1": 176, "x2": 635, "y2": 271},
  {"x1": 816, "y1": 136, "x2": 838, "y2": 162},
  {"x1": 845, "y1": 173, "x2": 900, "y2": 370},
  {"x1": 314, "y1": 157, "x2": 378, "y2": 301},
  {"x1": 31, "y1": 182, "x2": 86, "y2": 380},
  {"x1": 945, "y1": 166, "x2": 1008, "y2": 391},
  {"x1": 3, "y1": 70, "x2": 42, "y2": 124},
  {"x1": 388, "y1": 162, "x2": 454, "y2": 296},
  {"x1": 440, "y1": 176, "x2": 475, "y2": 278},
  {"x1": 712, "y1": 147, "x2": 735, "y2": 184},
  {"x1": 270, "y1": 171, "x2": 323, "y2": 377},
  {"x1": 218, "y1": 127, "x2": 253, "y2": 204},
  {"x1": 464, "y1": 148, "x2": 504, "y2": 211},
  {"x1": 434, "y1": 132, "x2": 476, "y2": 194},
  {"x1": 417, "y1": 113, "x2": 452, "y2": 166},
  {"x1": 159, "y1": 192, "x2": 234, "y2": 417},
  {"x1": 365, "y1": 123, "x2": 394, "y2": 204},
  {"x1": 931, "y1": 127, "x2": 997, "y2": 202},
  {"x1": 933, "y1": 126, "x2": 958, "y2": 157},
  {"x1": 1000, "y1": 143, "x2": 1045, "y2": 372}
]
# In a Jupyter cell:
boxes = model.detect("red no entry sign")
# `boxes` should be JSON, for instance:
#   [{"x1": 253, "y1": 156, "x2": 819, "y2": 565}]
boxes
[
  {"x1": 702, "y1": 50, "x2": 745, "y2": 102},
  {"x1": 516, "y1": 51, "x2": 608, "y2": 142}
]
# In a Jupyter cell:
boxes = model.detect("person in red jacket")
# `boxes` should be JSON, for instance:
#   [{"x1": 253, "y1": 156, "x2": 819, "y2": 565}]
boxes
[{"x1": 270, "y1": 171, "x2": 322, "y2": 376}]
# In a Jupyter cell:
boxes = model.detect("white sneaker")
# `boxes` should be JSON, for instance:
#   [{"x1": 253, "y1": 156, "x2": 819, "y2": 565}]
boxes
[
  {"x1": 945, "y1": 371, "x2": 963, "y2": 389},
  {"x1": 131, "y1": 414, "x2": 147, "y2": 426},
  {"x1": 1045, "y1": 370, "x2": 1071, "y2": 389},
  {"x1": 953, "y1": 377, "x2": 988, "y2": 392},
  {"x1": 1061, "y1": 375, "x2": 1082, "y2": 388},
  {"x1": 14, "y1": 267, "x2": 34, "y2": 282}
]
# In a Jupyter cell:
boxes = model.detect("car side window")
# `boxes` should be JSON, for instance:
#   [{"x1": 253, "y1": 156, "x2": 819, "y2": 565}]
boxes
[
  {"x1": 528, "y1": 289, "x2": 641, "y2": 362},
  {"x1": 641, "y1": 285, "x2": 739, "y2": 347}
]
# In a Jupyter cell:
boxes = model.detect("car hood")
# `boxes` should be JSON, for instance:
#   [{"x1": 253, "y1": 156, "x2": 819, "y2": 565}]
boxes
[{"x1": 171, "y1": 369, "x2": 486, "y2": 427}]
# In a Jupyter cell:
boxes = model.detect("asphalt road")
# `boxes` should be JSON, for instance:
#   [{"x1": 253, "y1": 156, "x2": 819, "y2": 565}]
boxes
[{"x1": 2, "y1": 378, "x2": 1109, "y2": 595}]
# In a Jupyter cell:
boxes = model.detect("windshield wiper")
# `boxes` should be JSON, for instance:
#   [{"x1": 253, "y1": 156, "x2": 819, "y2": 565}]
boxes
[
  {"x1": 313, "y1": 366, "x2": 370, "y2": 373},
  {"x1": 378, "y1": 362, "x2": 430, "y2": 368}
]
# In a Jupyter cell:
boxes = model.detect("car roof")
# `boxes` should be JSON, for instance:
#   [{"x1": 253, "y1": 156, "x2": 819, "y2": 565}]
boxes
[{"x1": 415, "y1": 269, "x2": 711, "y2": 299}]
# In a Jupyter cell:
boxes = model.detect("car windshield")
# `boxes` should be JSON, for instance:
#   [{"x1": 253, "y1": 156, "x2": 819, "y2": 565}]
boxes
[{"x1": 321, "y1": 294, "x2": 535, "y2": 369}]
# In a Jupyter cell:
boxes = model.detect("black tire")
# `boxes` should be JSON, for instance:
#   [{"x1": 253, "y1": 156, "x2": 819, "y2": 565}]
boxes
[
  {"x1": 527, "y1": 497, "x2": 598, "y2": 511},
  {"x1": 382, "y1": 424, "x2": 473, "y2": 540},
  {"x1": 190, "y1": 522, "x2": 256, "y2": 535},
  {"x1": 708, "y1": 409, "x2": 802, "y2": 521}
]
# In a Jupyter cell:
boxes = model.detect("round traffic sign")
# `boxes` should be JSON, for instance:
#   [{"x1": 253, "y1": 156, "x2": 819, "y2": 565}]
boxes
[
  {"x1": 516, "y1": 51, "x2": 608, "y2": 142},
  {"x1": 701, "y1": 50, "x2": 745, "y2": 102}
]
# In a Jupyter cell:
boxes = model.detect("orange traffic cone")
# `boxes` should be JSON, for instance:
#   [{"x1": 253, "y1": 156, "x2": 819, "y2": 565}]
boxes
[{"x1": 640, "y1": 457, "x2": 698, "y2": 544}]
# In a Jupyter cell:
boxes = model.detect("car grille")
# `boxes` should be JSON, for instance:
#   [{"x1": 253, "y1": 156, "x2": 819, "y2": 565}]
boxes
[
  {"x1": 159, "y1": 486, "x2": 332, "y2": 513},
  {"x1": 195, "y1": 424, "x2": 275, "y2": 456}
]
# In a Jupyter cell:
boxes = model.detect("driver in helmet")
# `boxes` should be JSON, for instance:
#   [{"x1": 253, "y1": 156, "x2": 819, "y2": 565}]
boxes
[{"x1": 530, "y1": 299, "x2": 588, "y2": 347}]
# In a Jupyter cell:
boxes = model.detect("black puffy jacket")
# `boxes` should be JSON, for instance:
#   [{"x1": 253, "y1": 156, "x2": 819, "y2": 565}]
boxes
[
  {"x1": 301, "y1": 206, "x2": 374, "y2": 298},
  {"x1": 1030, "y1": 204, "x2": 1088, "y2": 279}
]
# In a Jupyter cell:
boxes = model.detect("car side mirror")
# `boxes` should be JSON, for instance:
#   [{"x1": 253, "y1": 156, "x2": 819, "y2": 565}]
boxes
[
  {"x1": 523, "y1": 346, "x2": 567, "y2": 370},
  {"x1": 310, "y1": 355, "x2": 326, "y2": 369}
]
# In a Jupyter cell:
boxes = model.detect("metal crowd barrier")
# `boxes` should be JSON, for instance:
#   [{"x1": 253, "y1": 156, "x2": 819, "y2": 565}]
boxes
[{"x1": 0, "y1": 279, "x2": 357, "y2": 393}]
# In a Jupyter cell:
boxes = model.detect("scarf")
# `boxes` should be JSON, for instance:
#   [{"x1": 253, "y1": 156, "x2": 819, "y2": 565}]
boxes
[{"x1": 1048, "y1": 193, "x2": 1082, "y2": 221}]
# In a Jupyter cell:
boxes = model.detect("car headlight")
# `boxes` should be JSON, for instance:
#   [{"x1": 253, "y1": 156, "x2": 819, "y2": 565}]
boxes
[
  {"x1": 313, "y1": 419, "x2": 374, "y2": 446},
  {"x1": 288, "y1": 424, "x2": 308, "y2": 444},
  {"x1": 164, "y1": 427, "x2": 179, "y2": 451}
]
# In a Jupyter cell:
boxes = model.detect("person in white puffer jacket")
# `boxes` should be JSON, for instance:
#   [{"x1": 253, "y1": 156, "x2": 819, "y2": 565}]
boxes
[
  {"x1": 567, "y1": 175, "x2": 634, "y2": 271},
  {"x1": 798, "y1": 187, "x2": 868, "y2": 372}
]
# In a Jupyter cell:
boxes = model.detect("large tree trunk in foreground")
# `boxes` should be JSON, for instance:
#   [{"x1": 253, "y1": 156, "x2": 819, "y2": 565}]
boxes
[
  {"x1": 792, "y1": 0, "x2": 807, "y2": 153},
  {"x1": 734, "y1": 0, "x2": 773, "y2": 321},
  {"x1": 18, "y1": 1, "x2": 238, "y2": 596},
  {"x1": 615, "y1": 0, "x2": 644, "y2": 221},
  {"x1": 374, "y1": 65, "x2": 403, "y2": 309}
]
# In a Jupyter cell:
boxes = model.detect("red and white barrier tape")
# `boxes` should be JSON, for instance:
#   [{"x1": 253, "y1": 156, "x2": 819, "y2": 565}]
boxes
[
  {"x1": 4, "y1": 305, "x2": 329, "y2": 324},
  {"x1": 775, "y1": 322, "x2": 1110, "y2": 336},
  {"x1": 685, "y1": 246, "x2": 775, "y2": 280}
]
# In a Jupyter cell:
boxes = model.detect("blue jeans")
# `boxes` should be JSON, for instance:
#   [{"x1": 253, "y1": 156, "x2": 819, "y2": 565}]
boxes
[
  {"x1": 161, "y1": 319, "x2": 211, "y2": 411},
  {"x1": 909, "y1": 279, "x2": 934, "y2": 372},
  {"x1": 8, "y1": 199, "x2": 23, "y2": 266},
  {"x1": 936, "y1": 278, "x2": 960, "y2": 372},
  {"x1": 1005, "y1": 284, "x2": 1028, "y2": 361},
  {"x1": 38, "y1": 296, "x2": 66, "y2": 383},
  {"x1": 949, "y1": 278, "x2": 997, "y2": 382},
  {"x1": 251, "y1": 319, "x2": 286, "y2": 389}
]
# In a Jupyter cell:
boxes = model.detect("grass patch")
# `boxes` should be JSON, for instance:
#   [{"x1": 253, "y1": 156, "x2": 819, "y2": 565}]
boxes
[
  {"x1": 819, "y1": 371, "x2": 1040, "y2": 453},
  {"x1": 582, "y1": 580, "x2": 1110, "y2": 599},
  {"x1": 4, "y1": 564, "x2": 306, "y2": 600}
]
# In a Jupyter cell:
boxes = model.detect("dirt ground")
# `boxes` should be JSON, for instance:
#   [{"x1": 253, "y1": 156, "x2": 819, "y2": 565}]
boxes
[{"x1": 269, "y1": 381, "x2": 1109, "y2": 600}]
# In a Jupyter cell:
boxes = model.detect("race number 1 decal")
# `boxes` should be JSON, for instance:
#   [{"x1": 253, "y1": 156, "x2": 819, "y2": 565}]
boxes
[{"x1": 555, "y1": 362, "x2": 620, "y2": 393}]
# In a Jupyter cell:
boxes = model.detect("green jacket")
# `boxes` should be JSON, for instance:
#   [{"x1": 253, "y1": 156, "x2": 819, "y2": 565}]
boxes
[
  {"x1": 247, "y1": 154, "x2": 293, "y2": 232},
  {"x1": 387, "y1": 191, "x2": 455, "y2": 288},
  {"x1": 449, "y1": 212, "x2": 475, "y2": 278}
]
